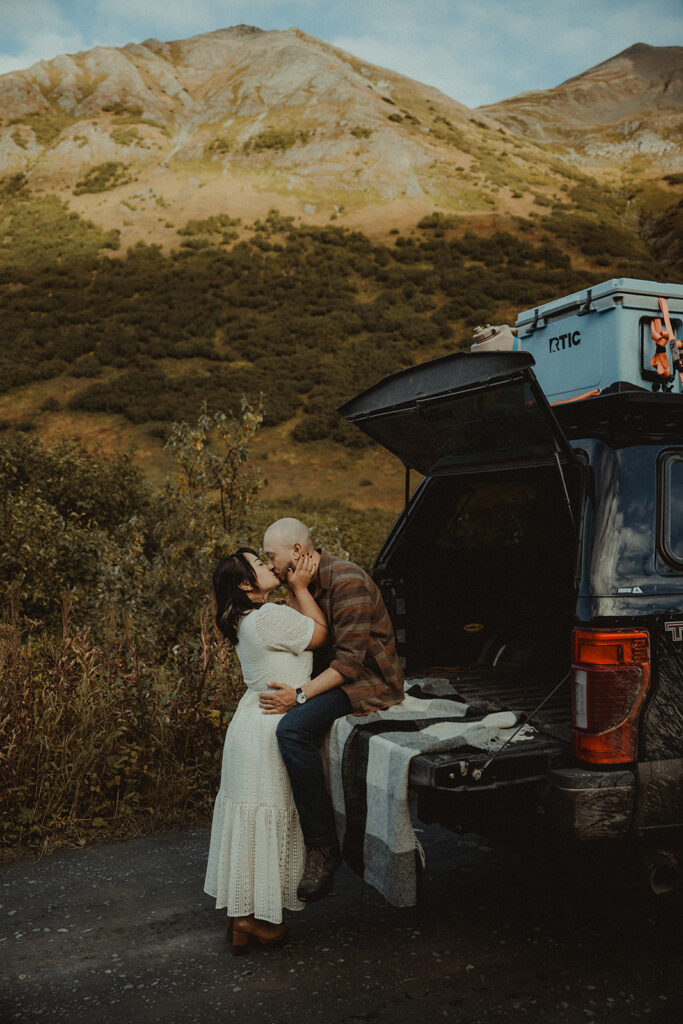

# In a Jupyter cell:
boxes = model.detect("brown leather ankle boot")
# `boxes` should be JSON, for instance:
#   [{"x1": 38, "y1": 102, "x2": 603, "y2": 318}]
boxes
[{"x1": 230, "y1": 915, "x2": 287, "y2": 955}]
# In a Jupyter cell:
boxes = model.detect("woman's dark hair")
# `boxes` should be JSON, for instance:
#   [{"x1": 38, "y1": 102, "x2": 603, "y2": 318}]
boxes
[{"x1": 213, "y1": 547, "x2": 260, "y2": 644}]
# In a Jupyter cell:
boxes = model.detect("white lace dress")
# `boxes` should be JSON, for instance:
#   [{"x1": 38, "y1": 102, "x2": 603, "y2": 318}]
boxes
[{"x1": 204, "y1": 602, "x2": 314, "y2": 923}]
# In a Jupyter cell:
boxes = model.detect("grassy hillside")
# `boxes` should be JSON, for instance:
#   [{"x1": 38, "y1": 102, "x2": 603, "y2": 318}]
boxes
[{"x1": 1, "y1": 164, "x2": 679, "y2": 511}]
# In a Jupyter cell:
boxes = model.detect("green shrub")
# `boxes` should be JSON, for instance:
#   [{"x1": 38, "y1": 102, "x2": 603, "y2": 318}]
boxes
[
  {"x1": 0, "y1": 403, "x2": 262, "y2": 641},
  {"x1": 258, "y1": 209, "x2": 296, "y2": 234},
  {"x1": 180, "y1": 237, "x2": 211, "y2": 250},
  {"x1": 73, "y1": 162, "x2": 132, "y2": 195},
  {"x1": 533, "y1": 194, "x2": 553, "y2": 207},
  {"x1": 418, "y1": 212, "x2": 456, "y2": 230},
  {"x1": 111, "y1": 126, "x2": 143, "y2": 147},
  {"x1": 102, "y1": 103, "x2": 143, "y2": 118},
  {"x1": 9, "y1": 112, "x2": 71, "y2": 147},
  {"x1": 71, "y1": 354, "x2": 102, "y2": 378},
  {"x1": 243, "y1": 127, "x2": 311, "y2": 153},
  {"x1": 1, "y1": 172, "x2": 29, "y2": 197},
  {"x1": 429, "y1": 115, "x2": 470, "y2": 151},
  {"x1": 178, "y1": 213, "x2": 241, "y2": 236}
]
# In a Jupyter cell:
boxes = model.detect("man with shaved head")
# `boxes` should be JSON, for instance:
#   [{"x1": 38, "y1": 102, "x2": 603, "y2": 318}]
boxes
[{"x1": 260, "y1": 517, "x2": 404, "y2": 901}]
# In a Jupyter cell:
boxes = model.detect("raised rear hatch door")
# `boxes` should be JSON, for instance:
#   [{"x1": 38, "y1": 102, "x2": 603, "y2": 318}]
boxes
[{"x1": 339, "y1": 351, "x2": 577, "y2": 475}]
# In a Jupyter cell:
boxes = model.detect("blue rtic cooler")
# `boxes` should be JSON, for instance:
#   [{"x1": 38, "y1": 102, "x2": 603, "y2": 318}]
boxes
[{"x1": 514, "y1": 279, "x2": 683, "y2": 403}]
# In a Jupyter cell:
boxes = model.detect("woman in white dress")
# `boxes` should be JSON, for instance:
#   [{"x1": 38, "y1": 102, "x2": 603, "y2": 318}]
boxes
[{"x1": 204, "y1": 547, "x2": 328, "y2": 954}]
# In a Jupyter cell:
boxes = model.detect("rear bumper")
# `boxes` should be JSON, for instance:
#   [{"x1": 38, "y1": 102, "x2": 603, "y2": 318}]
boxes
[
  {"x1": 409, "y1": 746, "x2": 636, "y2": 842},
  {"x1": 410, "y1": 743, "x2": 682, "y2": 843},
  {"x1": 550, "y1": 760, "x2": 683, "y2": 841},
  {"x1": 549, "y1": 767, "x2": 636, "y2": 841}
]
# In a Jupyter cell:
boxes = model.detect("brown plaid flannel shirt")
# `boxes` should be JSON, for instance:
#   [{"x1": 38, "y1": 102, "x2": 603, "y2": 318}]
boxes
[{"x1": 314, "y1": 550, "x2": 404, "y2": 715}]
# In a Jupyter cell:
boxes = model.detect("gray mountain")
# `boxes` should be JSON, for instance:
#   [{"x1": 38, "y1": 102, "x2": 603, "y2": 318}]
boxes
[
  {"x1": 480, "y1": 43, "x2": 683, "y2": 161},
  {"x1": 0, "y1": 29, "x2": 680, "y2": 240}
]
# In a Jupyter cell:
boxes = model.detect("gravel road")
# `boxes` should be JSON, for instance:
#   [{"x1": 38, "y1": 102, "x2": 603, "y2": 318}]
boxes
[{"x1": 1, "y1": 824, "x2": 680, "y2": 1023}]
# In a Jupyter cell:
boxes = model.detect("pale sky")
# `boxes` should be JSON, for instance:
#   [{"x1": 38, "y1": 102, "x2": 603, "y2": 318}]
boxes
[{"x1": 0, "y1": 0, "x2": 681, "y2": 108}]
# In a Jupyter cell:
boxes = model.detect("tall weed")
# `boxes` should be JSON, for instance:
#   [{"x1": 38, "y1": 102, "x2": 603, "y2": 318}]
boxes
[{"x1": 0, "y1": 595, "x2": 241, "y2": 860}]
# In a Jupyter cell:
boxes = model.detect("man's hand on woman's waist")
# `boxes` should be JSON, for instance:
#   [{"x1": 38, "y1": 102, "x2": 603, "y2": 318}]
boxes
[
  {"x1": 259, "y1": 666, "x2": 347, "y2": 714},
  {"x1": 259, "y1": 682, "x2": 297, "y2": 714}
]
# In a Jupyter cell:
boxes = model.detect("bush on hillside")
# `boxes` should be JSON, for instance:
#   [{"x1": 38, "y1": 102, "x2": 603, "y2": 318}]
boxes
[
  {"x1": 111, "y1": 126, "x2": 143, "y2": 147},
  {"x1": 243, "y1": 128, "x2": 311, "y2": 153},
  {"x1": 1, "y1": 172, "x2": 29, "y2": 197},
  {"x1": 177, "y1": 213, "x2": 241, "y2": 236},
  {"x1": 0, "y1": 402, "x2": 262, "y2": 646},
  {"x1": 73, "y1": 161, "x2": 133, "y2": 194}
]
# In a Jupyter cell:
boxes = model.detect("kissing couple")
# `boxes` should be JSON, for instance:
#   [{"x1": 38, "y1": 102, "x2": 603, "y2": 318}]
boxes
[{"x1": 204, "y1": 517, "x2": 404, "y2": 953}]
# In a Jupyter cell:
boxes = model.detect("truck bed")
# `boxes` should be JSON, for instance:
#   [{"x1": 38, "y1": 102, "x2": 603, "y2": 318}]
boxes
[
  {"x1": 406, "y1": 668, "x2": 570, "y2": 802},
  {"x1": 409, "y1": 667, "x2": 572, "y2": 742}
]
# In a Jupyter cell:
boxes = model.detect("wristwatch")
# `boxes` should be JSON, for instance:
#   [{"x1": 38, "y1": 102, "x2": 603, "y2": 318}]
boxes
[{"x1": 295, "y1": 687, "x2": 308, "y2": 705}]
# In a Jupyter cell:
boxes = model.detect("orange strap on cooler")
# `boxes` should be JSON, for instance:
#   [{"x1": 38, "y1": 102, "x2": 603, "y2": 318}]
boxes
[
  {"x1": 650, "y1": 317, "x2": 671, "y2": 378},
  {"x1": 550, "y1": 388, "x2": 601, "y2": 406}
]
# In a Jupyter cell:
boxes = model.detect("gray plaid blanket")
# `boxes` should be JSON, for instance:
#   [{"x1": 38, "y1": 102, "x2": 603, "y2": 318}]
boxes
[{"x1": 327, "y1": 689, "x2": 536, "y2": 907}]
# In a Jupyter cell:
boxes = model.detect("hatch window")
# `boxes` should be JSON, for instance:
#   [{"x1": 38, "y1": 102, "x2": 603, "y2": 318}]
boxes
[
  {"x1": 659, "y1": 452, "x2": 683, "y2": 568},
  {"x1": 356, "y1": 377, "x2": 568, "y2": 476}
]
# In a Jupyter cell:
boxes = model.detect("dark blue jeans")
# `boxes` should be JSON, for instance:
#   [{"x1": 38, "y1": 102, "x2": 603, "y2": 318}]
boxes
[{"x1": 276, "y1": 688, "x2": 352, "y2": 848}]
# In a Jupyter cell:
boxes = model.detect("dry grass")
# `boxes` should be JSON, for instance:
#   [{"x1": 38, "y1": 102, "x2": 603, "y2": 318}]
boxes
[{"x1": 0, "y1": 595, "x2": 243, "y2": 864}]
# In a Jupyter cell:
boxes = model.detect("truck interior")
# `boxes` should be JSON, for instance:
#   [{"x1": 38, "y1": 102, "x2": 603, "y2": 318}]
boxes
[
  {"x1": 339, "y1": 350, "x2": 589, "y2": 737},
  {"x1": 378, "y1": 461, "x2": 584, "y2": 736}
]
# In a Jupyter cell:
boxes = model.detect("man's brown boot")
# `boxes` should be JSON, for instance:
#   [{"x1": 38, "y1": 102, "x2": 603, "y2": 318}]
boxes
[{"x1": 297, "y1": 843, "x2": 342, "y2": 902}]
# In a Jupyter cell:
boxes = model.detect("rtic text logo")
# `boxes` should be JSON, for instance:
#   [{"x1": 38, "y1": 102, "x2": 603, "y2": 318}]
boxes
[
  {"x1": 665, "y1": 621, "x2": 683, "y2": 642},
  {"x1": 549, "y1": 330, "x2": 581, "y2": 353}
]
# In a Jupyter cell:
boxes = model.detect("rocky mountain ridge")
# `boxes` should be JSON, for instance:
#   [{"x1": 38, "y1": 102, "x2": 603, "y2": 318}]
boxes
[
  {"x1": 482, "y1": 43, "x2": 683, "y2": 162},
  {"x1": 0, "y1": 28, "x2": 681, "y2": 240},
  {"x1": 0, "y1": 26, "x2": 474, "y2": 211}
]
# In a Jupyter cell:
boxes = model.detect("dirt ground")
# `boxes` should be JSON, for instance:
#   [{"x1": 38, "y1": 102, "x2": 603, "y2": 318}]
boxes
[{"x1": 1, "y1": 824, "x2": 681, "y2": 1024}]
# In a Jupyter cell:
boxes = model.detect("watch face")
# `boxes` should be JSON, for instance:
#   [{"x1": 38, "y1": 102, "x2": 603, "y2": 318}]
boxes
[{"x1": 296, "y1": 692, "x2": 307, "y2": 704}]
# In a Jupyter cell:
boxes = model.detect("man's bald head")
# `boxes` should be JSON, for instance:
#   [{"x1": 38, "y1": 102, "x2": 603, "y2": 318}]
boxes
[
  {"x1": 264, "y1": 517, "x2": 313, "y2": 550},
  {"x1": 263, "y1": 518, "x2": 315, "y2": 581}
]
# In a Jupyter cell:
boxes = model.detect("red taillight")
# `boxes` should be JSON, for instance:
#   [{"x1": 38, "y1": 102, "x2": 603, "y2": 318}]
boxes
[{"x1": 571, "y1": 628, "x2": 650, "y2": 764}]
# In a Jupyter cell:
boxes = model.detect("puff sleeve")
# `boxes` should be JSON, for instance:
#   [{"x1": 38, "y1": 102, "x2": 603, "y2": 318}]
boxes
[{"x1": 253, "y1": 603, "x2": 315, "y2": 654}]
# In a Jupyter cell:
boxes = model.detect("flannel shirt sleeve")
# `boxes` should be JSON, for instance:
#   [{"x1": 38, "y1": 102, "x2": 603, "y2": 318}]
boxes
[
  {"x1": 254, "y1": 604, "x2": 314, "y2": 654},
  {"x1": 328, "y1": 576, "x2": 374, "y2": 681}
]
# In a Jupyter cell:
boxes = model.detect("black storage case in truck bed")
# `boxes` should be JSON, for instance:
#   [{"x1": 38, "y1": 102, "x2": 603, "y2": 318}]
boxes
[{"x1": 340, "y1": 352, "x2": 683, "y2": 874}]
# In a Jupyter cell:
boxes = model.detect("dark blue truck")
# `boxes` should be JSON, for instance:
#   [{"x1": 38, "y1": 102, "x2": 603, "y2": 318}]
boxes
[{"x1": 340, "y1": 281, "x2": 683, "y2": 894}]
